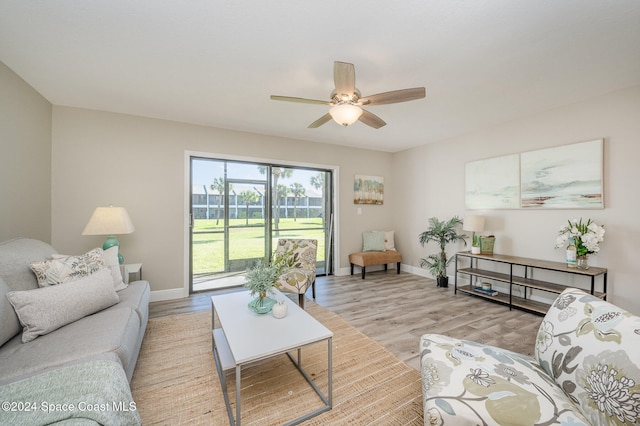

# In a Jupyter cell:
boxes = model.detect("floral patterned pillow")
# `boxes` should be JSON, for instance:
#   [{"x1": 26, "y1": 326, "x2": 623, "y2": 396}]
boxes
[{"x1": 29, "y1": 248, "x2": 104, "y2": 287}]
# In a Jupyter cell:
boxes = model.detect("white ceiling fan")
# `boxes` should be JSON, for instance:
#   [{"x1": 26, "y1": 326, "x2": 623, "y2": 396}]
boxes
[{"x1": 270, "y1": 61, "x2": 426, "y2": 129}]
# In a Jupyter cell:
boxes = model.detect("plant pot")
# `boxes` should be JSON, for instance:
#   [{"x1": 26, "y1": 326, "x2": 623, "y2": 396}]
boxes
[
  {"x1": 480, "y1": 236, "x2": 495, "y2": 254},
  {"x1": 248, "y1": 293, "x2": 276, "y2": 314},
  {"x1": 576, "y1": 255, "x2": 589, "y2": 270},
  {"x1": 436, "y1": 276, "x2": 449, "y2": 288},
  {"x1": 471, "y1": 246, "x2": 481, "y2": 254}
]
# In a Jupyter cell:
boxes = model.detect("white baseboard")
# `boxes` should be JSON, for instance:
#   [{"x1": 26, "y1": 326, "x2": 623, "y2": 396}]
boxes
[
  {"x1": 150, "y1": 265, "x2": 436, "y2": 301},
  {"x1": 150, "y1": 287, "x2": 189, "y2": 302}
]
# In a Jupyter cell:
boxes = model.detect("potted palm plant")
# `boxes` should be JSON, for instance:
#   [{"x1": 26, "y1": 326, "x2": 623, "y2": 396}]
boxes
[{"x1": 419, "y1": 216, "x2": 467, "y2": 287}]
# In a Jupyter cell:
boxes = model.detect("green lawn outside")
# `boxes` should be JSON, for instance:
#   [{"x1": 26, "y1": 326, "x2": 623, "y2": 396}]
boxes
[{"x1": 192, "y1": 218, "x2": 326, "y2": 275}]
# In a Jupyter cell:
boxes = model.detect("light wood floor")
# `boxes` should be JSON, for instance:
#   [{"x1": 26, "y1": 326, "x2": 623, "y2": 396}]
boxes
[{"x1": 149, "y1": 270, "x2": 543, "y2": 370}]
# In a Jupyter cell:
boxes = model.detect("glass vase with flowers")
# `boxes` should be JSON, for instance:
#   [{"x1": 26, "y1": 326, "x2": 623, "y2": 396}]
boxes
[{"x1": 555, "y1": 218, "x2": 605, "y2": 270}]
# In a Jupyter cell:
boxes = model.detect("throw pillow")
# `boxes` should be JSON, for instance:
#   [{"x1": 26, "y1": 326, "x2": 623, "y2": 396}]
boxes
[
  {"x1": 362, "y1": 231, "x2": 386, "y2": 252},
  {"x1": 6, "y1": 268, "x2": 119, "y2": 343},
  {"x1": 51, "y1": 247, "x2": 126, "y2": 291},
  {"x1": 382, "y1": 230, "x2": 396, "y2": 251},
  {"x1": 30, "y1": 248, "x2": 104, "y2": 287},
  {"x1": 103, "y1": 246, "x2": 127, "y2": 291},
  {"x1": 0, "y1": 276, "x2": 21, "y2": 346}
]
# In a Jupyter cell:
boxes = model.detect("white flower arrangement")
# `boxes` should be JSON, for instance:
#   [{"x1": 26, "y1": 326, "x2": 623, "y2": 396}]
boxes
[{"x1": 555, "y1": 218, "x2": 605, "y2": 257}]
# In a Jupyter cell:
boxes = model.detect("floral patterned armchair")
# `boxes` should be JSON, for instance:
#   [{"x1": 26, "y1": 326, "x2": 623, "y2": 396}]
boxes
[
  {"x1": 420, "y1": 288, "x2": 640, "y2": 425},
  {"x1": 272, "y1": 239, "x2": 317, "y2": 309}
]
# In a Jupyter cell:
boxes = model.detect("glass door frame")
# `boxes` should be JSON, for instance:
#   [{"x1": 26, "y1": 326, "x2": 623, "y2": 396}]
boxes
[
  {"x1": 185, "y1": 151, "x2": 339, "y2": 296},
  {"x1": 224, "y1": 177, "x2": 271, "y2": 273}
]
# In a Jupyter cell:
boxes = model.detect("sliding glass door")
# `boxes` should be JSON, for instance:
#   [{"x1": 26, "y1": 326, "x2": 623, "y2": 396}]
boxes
[{"x1": 190, "y1": 157, "x2": 333, "y2": 293}]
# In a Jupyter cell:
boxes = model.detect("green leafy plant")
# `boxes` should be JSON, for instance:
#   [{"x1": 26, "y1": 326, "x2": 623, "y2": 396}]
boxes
[
  {"x1": 245, "y1": 247, "x2": 295, "y2": 297},
  {"x1": 472, "y1": 234, "x2": 481, "y2": 247},
  {"x1": 244, "y1": 260, "x2": 278, "y2": 298},
  {"x1": 418, "y1": 216, "x2": 467, "y2": 280}
]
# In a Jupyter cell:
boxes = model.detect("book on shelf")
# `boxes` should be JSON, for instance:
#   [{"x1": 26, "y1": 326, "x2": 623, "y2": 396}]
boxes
[{"x1": 473, "y1": 286, "x2": 499, "y2": 296}]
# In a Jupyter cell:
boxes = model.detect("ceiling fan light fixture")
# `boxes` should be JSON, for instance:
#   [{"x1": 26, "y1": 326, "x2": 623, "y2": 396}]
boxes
[{"x1": 329, "y1": 103, "x2": 362, "y2": 126}]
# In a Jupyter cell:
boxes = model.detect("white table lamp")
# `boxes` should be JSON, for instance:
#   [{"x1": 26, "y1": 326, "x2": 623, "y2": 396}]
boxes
[{"x1": 82, "y1": 205, "x2": 135, "y2": 264}]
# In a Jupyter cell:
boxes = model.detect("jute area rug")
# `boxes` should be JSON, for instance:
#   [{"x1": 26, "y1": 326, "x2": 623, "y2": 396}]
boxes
[{"x1": 130, "y1": 301, "x2": 423, "y2": 425}]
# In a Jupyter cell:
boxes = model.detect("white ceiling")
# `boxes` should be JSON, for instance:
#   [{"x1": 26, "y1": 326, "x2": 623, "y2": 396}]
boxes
[{"x1": 1, "y1": 1, "x2": 639, "y2": 152}]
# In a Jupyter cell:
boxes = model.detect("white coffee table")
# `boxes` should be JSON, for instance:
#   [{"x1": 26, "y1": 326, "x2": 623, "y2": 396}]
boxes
[{"x1": 211, "y1": 289, "x2": 333, "y2": 425}]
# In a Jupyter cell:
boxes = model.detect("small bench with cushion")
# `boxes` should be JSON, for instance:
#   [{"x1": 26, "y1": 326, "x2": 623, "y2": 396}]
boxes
[
  {"x1": 349, "y1": 230, "x2": 402, "y2": 279},
  {"x1": 349, "y1": 250, "x2": 402, "y2": 279}
]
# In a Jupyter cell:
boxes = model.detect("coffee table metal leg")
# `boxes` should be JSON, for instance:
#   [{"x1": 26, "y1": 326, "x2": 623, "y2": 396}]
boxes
[
  {"x1": 213, "y1": 345, "x2": 234, "y2": 424},
  {"x1": 215, "y1": 338, "x2": 332, "y2": 426},
  {"x1": 283, "y1": 337, "x2": 332, "y2": 425},
  {"x1": 236, "y1": 365, "x2": 241, "y2": 426},
  {"x1": 328, "y1": 337, "x2": 333, "y2": 407}
]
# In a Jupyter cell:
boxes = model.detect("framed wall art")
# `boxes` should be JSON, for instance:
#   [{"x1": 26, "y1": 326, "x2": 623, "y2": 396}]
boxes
[
  {"x1": 354, "y1": 175, "x2": 383, "y2": 205},
  {"x1": 465, "y1": 154, "x2": 520, "y2": 209},
  {"x1": 520, "y1": 139, "x2": 603, "y2": 209}
]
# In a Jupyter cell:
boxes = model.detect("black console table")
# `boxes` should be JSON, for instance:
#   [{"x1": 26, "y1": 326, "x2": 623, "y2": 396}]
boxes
[{"x1": 455, "y1": 251, "x2": 607, "y2": 315}]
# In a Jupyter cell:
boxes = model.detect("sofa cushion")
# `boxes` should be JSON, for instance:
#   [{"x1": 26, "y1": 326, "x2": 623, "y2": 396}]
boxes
[
  {"x1": 0, "y1": 306, "x2": 141, "y2": 384},
  {"x1": 0, "y1": 238, "x2": 56, "y2": 292},
  {"x1": 105, "y1": 280, "x2": 150, "y2": 327},
  {"x1": 0, "y1": 276, "x2": 20, "y2": 347},
  {"x1": 420, "y1": 334, "x2": 590, "y2": 425},
  {"x1": 30, "y1": 247, "x2": 104, "y2": 287},
  {"x1": 535, "y1": 288, "x2": 640, "y2": 424},
  {"x1": 6, "y1": 268, "x2": 119, "y2": 342}
]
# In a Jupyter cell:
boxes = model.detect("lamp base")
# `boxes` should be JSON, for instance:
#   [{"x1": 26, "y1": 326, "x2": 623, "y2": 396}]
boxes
[{"x1": 103, "y1": 235, "x2": 125, "y2": 264}]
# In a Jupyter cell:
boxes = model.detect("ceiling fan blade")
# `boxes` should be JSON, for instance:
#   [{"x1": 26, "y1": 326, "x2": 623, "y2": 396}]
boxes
[
  {"x1": 359, "y1": 109, "x2": 386, "y2": 129},
  {"x1": 360, "y1": 87, "x2": 426, "y2": 106},
  {"x1": 308, "y1": 113, "x2": 332, "y2": 128},
  {"x1": 333, "y1": 61, "x2": 356, "y2": 97},
  {"x1": 270, "y1": 95, "x2": 330, "y2": 105}
]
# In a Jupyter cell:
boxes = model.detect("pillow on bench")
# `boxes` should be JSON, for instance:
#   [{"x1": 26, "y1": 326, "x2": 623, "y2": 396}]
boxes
[{"x1": 362, "y1": 231, "x2": 385, "y2": 251}]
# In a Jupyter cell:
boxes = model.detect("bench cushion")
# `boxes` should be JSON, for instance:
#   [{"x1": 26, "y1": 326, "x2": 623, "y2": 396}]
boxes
[{"x1": 349, "y1": 250, "x2": 402, "y2": 267}]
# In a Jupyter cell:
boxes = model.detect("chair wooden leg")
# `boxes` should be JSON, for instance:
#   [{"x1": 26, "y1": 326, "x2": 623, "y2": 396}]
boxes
[{"x1": 298, "y1": 293, "x2": 305, "y2": 309}]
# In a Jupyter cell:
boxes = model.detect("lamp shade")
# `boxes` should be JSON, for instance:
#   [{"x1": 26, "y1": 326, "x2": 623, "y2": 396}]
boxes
[
  {"x1": 329, "y1": 104, "x2": 363, "y2": 126},
  {"x1": 463, "y1": 215, "x2": 485, "y2": 233},
  {"x1": 82, "y1": 206, "x2": 135, "y2": 236}
]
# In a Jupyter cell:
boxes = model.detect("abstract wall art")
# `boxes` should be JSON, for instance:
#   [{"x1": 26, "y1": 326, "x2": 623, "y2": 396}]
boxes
[
  {"x1": 464, "y1": 139, "x2": 604, "y2": 210},
  {"x1": 520, "y1": 139, "x2": 603, "y2": 209},
  {"x1": 354, "y1": 175, "x2": 384, "y2": 205},
  {"x1": 465, "y1": 154, "x2": 520, "y2": 209}
]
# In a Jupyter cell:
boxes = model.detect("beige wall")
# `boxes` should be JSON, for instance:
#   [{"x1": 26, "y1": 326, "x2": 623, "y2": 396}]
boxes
[
  {"x1": 4, "y1": 59, "x2": 638, "y2": 312},
  {"x1": 51, "y1": 107, "x2": 395, "y2": 296},
  {"x1": 393, "y1": 85, "x2": 640, "y2": 313},
  {"x1": 0, "y1": 62, "x2": 52, "y2": 242}
]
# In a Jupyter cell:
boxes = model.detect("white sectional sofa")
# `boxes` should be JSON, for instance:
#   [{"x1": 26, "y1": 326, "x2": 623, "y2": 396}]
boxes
[{"x1": 0, "y1": 238, "x2": 149, "y2": 425}]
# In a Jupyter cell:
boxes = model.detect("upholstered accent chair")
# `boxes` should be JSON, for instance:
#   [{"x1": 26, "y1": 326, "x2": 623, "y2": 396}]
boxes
[{"x1": 273, "y1": 239, "x2": 317, "y2": 309}]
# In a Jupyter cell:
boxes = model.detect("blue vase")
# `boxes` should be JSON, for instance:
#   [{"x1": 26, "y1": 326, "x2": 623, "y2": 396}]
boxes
[{"x1": 248, "y1": 294, "x2": 276, "y2": 314}]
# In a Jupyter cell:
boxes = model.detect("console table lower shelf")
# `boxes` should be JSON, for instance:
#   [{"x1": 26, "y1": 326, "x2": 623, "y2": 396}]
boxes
[{"x1": 457, "y1": 285, "x2": 552, "y2": 314}]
